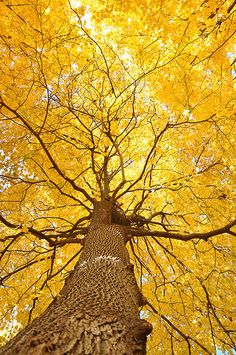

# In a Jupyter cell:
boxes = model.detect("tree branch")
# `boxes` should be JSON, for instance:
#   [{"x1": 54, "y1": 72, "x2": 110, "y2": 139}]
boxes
[
  {"x1": 146, "y1": 301, "x2": 212, "y2": 354},
  {"x1": 127, "y1": 220, "x2": 236, "y2": 241},
  {"x1": 0, "y1": 99, "x2": 95, "y2": 204}
]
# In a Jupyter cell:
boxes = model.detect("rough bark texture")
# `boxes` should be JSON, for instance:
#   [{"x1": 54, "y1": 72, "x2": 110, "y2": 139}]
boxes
[{"x1": 0, "y1": 200, "x2": 152, "y2": 354}]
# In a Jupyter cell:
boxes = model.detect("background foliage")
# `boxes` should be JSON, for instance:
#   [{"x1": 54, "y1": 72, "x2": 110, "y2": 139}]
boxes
[{"x1": 0, "y1": 0, "x2": 236, "y2": 353}]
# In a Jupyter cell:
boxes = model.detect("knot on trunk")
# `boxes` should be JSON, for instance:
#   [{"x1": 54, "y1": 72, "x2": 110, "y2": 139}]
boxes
[{"x1": 131, "y1": 319, "x2": 153, "y2": 343}]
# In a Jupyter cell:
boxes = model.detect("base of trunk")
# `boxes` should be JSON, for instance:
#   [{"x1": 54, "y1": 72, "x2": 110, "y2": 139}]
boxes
[
  {"x1": 0, "y1": 257, "x2": 152, "y2": 355},
  {"x1": 0, "y1": 215, "x2": 153, "y2": 354}
]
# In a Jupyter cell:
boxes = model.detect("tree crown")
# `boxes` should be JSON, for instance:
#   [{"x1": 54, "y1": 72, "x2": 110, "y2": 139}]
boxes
[{"x1": 0, "y1": 0, "x2": 236, "y2": 353}]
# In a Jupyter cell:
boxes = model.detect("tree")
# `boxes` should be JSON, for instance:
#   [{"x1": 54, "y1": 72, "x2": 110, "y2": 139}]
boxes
[{"x1": 0, "y1": 0, "x2": 236, "y2": 353}]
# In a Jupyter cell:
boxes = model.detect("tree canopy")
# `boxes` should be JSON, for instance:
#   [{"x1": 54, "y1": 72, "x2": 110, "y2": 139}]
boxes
[{"x1": 0, "y1": 0, "x2": 236, "y2": 353}]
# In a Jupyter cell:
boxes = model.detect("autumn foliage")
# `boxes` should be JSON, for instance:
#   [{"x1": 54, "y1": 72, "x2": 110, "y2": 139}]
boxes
[{"x1": 0, "y1": 0, "x2": 236, "y2": 353}]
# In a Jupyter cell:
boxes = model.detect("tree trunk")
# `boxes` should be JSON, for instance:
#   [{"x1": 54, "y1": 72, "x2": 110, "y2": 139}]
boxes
[{"x1": 0, "y1": 200, "x2": 152, "y2": 354}]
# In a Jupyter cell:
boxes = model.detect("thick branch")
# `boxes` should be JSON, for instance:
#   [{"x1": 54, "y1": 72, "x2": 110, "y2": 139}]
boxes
[
  {"x1": 0, "y1": 214, "x2": 18, "y2": 229},
  {"x1": 0, "y1": 213, "x2": 87, "y2": 246},
  {"x1": 0, "y1": 214, "x2": 53, "y2": 244},
  {"x1": 127, "y1": 220, "x2": 236, "y2": 241},
  {"x1": 227, "y1": 0, "x2": 236, "y2": 13}
]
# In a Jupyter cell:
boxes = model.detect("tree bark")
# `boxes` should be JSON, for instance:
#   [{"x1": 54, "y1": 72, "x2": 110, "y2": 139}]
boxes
[{"x1": 0, "y1": 200, "x2": 152, "y2": 354}]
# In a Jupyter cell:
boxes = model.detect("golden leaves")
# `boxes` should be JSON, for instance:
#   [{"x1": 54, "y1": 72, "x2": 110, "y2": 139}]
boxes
[{"x1": 0, "y1": 0, "x2": 236, "y2": 353}]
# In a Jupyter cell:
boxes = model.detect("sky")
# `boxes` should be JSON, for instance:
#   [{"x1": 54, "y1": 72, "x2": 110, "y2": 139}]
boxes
[{"x1": 216, "y1": 349, "x2": 236, "y2": 355}]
